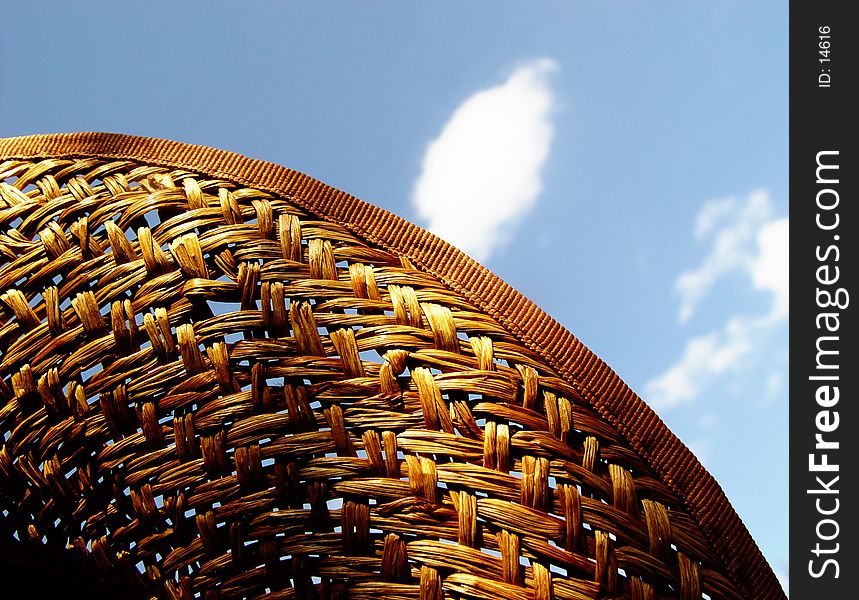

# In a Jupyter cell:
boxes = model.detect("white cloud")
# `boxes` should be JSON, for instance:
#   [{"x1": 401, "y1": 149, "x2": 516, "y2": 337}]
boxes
[
  {"x1": 694, "y1": 196, "x2": 736, "y2": 239},
  {"x1": 751, "y1": 218, "x2": 789, "y2": 321},
  {"x1": 676, "y1": 190, "x2": 772, "y2": 324},
  {"x1": 645, "y1": 189, "x2": 788, "y2": 411},
  {"x1": 412, "y1": 58, "x2": 557, "y2": 263},
  {"x1": 645, "y1": 316, "x2": 757, "y2": 410}
]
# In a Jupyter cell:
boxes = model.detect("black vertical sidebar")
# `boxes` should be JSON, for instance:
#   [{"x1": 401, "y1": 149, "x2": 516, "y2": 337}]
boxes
[{"x1": 790, "y1": 2, "x2": 858, "y2": 598}]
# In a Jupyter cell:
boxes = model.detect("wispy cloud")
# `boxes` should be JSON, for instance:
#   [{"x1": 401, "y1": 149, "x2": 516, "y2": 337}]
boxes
[
  {"x1": 751, "y1": 217, "x2": 789, "y2": 321},
  {"x1": 645, "y1": 190, "x2": 788, "y2": 411},
  {"x1": 646, "y1": 315, "x2": 762, "y2": 410},
  {"x1": 675, "y1": 190, "x2": 773, "y2": 324},
  {"x1": 412, "y1": 59, "x2": 557, "y2": 263},
  {"x1": 694, "y1": 196, "x2": 737, "y2": 239}
]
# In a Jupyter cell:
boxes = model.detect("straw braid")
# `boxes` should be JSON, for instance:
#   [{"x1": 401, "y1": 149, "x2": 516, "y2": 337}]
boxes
[{"x1": 0, "y1": 153, "x2": 756, "y2": 599}]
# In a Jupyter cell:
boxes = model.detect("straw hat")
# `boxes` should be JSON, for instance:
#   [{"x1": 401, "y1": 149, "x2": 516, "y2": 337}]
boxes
[{"x1": 0, "y1": 134, "x2": 784, "y2": 599}]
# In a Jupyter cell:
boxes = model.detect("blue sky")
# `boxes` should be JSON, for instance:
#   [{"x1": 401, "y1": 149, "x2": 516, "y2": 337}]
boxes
[{"x1": 1, "y1": 0, "x2": 788, "y2": 592}]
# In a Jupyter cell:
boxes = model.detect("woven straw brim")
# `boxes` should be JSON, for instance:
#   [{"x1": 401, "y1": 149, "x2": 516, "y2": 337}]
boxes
[{"x1": 0, "y1": 133, "x2": 784, "y2": 599}]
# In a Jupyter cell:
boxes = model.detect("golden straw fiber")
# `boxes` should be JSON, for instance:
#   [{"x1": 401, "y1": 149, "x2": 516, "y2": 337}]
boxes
[{"x1": 0, "y1": 133, "x2": 784, "y2": 599}]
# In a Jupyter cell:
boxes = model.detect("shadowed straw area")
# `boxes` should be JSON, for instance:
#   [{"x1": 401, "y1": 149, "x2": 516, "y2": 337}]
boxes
[{"x1": 0, "y1": 134, "x2": 784, "y2": 599}]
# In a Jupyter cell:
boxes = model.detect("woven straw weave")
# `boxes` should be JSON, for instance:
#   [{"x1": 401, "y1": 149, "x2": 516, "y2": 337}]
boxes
[{"x1": 0, "y1": 134, "x2": 784, "y2": 599}]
